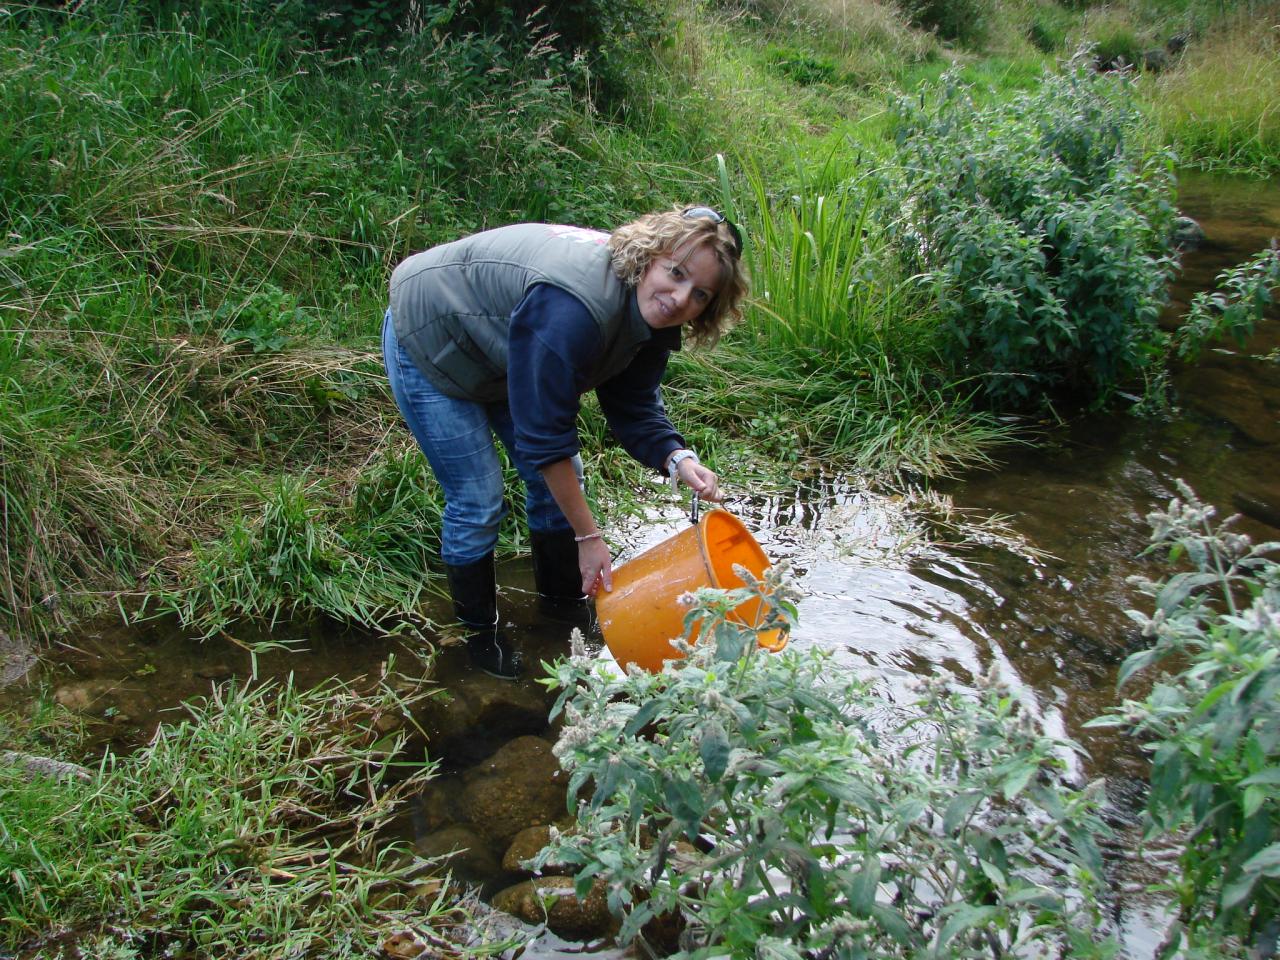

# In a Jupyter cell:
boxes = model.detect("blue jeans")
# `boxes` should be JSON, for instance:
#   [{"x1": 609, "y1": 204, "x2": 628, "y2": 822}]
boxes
[{"x1": 381, "y1": 309, "x2": 579, "y2": 565}]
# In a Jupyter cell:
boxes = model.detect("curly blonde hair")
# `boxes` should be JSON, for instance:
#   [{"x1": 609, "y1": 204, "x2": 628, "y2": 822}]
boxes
[{"x1": 608, "y1": 207, "x2": 749, "y2": 348}]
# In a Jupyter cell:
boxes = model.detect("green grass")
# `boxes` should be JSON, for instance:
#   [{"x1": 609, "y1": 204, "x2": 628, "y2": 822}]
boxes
[
  {"x1": 0, "y1": 0, "x2": 1274, "y2": 644},
  {"x1": 1141, "y1": 10, "x2": 1280, "y2": 175},
  {"x1": 0, "y1": 668, "x2": 501, "y2": 958}
]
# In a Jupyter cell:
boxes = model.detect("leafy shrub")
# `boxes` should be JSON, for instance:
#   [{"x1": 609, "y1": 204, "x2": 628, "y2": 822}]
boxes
[
  {"x1": 1174, "y1": 243, "x2": 1280, "y2": 361},
  {"x1": 539, "y1": 568, "x2": 1112, "y2": 957},
  {"x1": 1089, "y1": 483, "x2": 1280, "y2": 955},
  {"x1": 883, "y1": 61, "x2": 1178, "y2": 409}
]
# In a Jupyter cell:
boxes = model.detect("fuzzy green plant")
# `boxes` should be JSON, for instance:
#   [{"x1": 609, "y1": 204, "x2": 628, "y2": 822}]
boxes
[
  {"x1": 1088, "y1": 482, "x2": 1280, "y2": 956},
  {"x1": 0, "y1": 665, "x2": 504, "y2": 959},
  {"x1": 884, "y1": 58, "x2": 1179, "y2": 410},
  {"x1": 538, "y1": 568, "x2": 1113, "y2": 958},
  {"x1": 1174, "y1": 243, "x2": 1280, "y2": 362}
]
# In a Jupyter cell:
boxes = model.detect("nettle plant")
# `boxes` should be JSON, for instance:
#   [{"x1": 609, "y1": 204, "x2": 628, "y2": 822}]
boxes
[
  {"x1": 1089, "y1": 483, "x2": 1280, "y2": 956},
  {"x1": 884, "y1": 58, "x2": 1178, "y2": 410},
  {"x1": 538, "y1": 569, "x2": 1113, "y2": 958}
]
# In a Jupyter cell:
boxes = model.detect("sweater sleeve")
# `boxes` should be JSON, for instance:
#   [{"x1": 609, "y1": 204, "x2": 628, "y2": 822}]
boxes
[
  {"x1": 594, "y1": 325, "x2": 686, "y2": 472},
  {"x1": 507, "y1": 284, "x2": 602, "y2": 469}
]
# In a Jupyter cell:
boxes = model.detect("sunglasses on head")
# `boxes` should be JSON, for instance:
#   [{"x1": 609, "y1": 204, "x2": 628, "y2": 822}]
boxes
[{"x1": 681, "y1": 206, "x2": 743, "y2": 259}]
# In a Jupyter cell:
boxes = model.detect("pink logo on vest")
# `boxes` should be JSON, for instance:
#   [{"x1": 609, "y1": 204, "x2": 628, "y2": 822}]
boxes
[{"x1": 546, "y1": 225, "x2": 609, "y2": 245}]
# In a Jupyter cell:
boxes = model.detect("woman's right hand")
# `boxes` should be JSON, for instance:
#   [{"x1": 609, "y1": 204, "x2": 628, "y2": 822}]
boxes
[{"x1": 578, "y1": 536, "x2": 613, "y2": 596}]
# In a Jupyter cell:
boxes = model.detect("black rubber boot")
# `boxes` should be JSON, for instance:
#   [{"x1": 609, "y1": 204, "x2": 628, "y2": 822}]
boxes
[
  {"x1": 529, "y1": 528, "x2": 593, "y2": 627},
  {"x1": 444, "y1": 555, "x2": 523, "y2": 680}
]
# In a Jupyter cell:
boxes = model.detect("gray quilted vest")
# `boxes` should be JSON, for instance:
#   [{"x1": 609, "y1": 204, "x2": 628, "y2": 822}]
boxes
[{"x1": 389, "y1": 223, "x2": 651, "y2": 403}]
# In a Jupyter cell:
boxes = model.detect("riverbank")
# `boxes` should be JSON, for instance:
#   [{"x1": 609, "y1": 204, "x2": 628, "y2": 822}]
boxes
[
  {"x1": 3, "y1": 1, "x2": 1280, "y2": 956},
  {"x1": 3, "y1": 0, "x2": 1277, "y2": 646}
]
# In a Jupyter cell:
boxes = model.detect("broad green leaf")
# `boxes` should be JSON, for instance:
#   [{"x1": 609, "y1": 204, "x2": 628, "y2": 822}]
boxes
[
  {"x1": 700, "y1": 719, "x2": 730, "y2": 783},
  {"x1": 1118, "y1": 647, "x2": 1160, "y2": 688},
  {"x1": 1240, "y1": 842, "x2": 1280, "y2": 875},
  {"x1": 592, "y1": 759, "x2": 623, "y2": 810},
  {"x1": 849, "y1": 857, "x2": 881, "y2": 914},
  {"x1": 979, "y1": 859, "x2": 1008, "y2": 889},
  {"x1": 1243, "y1": 785, "x2": 1266, "y2": 818},
  {"x1": 943, "y1": 791, "x2": 983, "y2": 835},
  {"x1": 1240, "y1": 768, "x2": 1280, "y2": 787},
  {"x1": 870, "y1": 903, "x2": 916, "y2": 946},
  {"x1": 663, "y1": 777, "x2": 705, "y2": 838},
  {"x1": 1221, "y1": 872, "x2": 1257, "y2": 910},
  {"x1": 1193, "y1": 677, "x2": 1240, "y2": 716},
  {"x1": 1002, "y1": 761, "x2": 1037, "y2": 800},
  {"x1": 937, "y1": 904, "x2": 1000, "y2": 947},
  {"x1": 623, "y1": 699, "x2": 663, "y2": 738}
]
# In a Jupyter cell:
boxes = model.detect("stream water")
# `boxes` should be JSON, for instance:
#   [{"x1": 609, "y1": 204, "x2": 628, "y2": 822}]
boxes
[{"x1": 3, "y1": 170, "x2": 1277, "y2": 958}]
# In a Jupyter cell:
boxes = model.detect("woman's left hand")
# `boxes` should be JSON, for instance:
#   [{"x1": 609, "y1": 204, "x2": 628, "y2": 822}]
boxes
[{"x1": 677, "y1": 459, "x2": 723, "y2": 502}]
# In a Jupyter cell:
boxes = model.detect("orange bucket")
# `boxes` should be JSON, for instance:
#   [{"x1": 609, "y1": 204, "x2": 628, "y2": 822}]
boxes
[{"x1": 595, "y1": 510, "x2": 787, "y2": 673}]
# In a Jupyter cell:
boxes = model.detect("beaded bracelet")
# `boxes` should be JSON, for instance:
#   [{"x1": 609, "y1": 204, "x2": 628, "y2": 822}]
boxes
[{"x1": 574, "y1": 532, "x2": 603, "y2": 542}]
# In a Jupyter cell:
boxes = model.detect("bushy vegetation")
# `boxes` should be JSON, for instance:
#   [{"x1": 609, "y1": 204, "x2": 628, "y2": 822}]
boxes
[
  {"x1": 884, "y1": 60, "x2": 1179, "y2": 410},
  {"x1": 542, "y1": 574, "x2": 1111, "y2": 957},
  {"x1": 1090, "y1": 484, "x2": 1280, "y2": 956},
  {"x1": 541, "y1": 485, "x2": 1280, "y2": 957},
  {"x1": 1, "y1": 0, "x2": 1277, "y2": 644}
]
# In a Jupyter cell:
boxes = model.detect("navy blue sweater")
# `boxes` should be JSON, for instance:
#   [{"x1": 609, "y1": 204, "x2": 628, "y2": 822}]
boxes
[{"x1": 507, "y1": 283, "x2": 686, "y2": 472}]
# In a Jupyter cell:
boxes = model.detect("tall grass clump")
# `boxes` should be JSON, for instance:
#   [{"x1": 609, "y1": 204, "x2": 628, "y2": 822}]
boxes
[
  {"x1": 699, "y1": 157, "x2": 1010, "y2": 477},
  {"x1": 1142, "y1": 11, "x2": 1280, "y2": 175},
  {"x1": 883, "y1": 58, "x2": 1179, "y2": 410},
  {"x1": 897, "y1": 0, "x2": 994, "y2": 48},
  {"x1": 151, "y1": 468, "x2": 442, "y2": 639},
  {"x1": 0, "y1": 669, "x2": 498, "y2": 959}
]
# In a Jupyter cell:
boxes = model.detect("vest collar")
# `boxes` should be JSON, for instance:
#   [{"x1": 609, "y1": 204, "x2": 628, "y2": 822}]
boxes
[{"x1": 627, "y1": 291, "x2": 683, "y2": 352}]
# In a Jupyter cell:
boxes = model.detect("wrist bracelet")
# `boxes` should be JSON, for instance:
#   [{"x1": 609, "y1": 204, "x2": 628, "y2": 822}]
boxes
[
  {"x1": 574, "y1": 532, "x2": 603, "y2": 543},
  {"x1": 668, "y1": 449, "x2": 700, "y2": 491}
]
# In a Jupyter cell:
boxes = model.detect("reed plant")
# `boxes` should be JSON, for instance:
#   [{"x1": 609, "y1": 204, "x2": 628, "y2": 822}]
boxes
[
  {"x1": 699, "y1": 157, "x2": 1011, "y2": 476},
  {"x1": 0, "y1": 667, "x2": 499, "y2": 958}
]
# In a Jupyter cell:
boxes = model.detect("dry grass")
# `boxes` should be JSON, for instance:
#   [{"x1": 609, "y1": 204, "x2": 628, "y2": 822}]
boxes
[{"x1": 1143, "y1": 7, "x2": 1280, "y2": 172}]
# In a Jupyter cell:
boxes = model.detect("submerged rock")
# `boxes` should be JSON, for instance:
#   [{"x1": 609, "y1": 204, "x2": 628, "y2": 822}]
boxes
[
  {"x1": 0, "y1": 629, "x2": 36, "y2": 688},
  {"x1": 53, "y1": 678, "x2": 117, "y2": 713},
  {"x1": 412, "y1": 672, "x2": 551, "y2": 765},
  {"x1": 415, "y1": 823, "x2": 502, "y2": 882},
  {"x1": 1172, "y1": 215, "x2": 1206, "y2": 251},
  {"x1": 491, "y1": 876, "x2": 615, "y2": 940},
  {"x1": 502, "y1": 822, "x2": 576, "y2": 875},
  {"x1": 459, "y1": 735, "x2": 567, "y2": 845}
]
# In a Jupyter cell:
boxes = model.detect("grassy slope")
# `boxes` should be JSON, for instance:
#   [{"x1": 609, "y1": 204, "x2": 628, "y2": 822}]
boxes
[{"x1": 1, "y1": 0, "x2": 1275, "y2": 644}]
